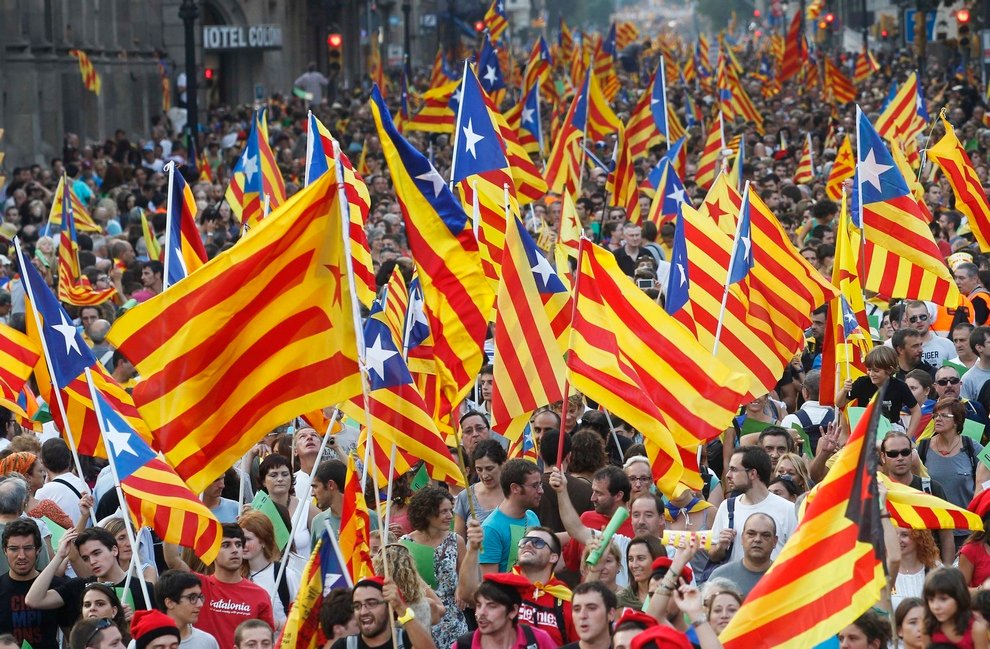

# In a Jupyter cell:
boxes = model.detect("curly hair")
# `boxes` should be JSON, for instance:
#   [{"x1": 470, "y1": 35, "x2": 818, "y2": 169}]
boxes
[
  {"x1": 407, "y1": 486, "x2": 453, "y2": 532},
  {"x1": 774, "y1": 453, "x2": 812, "y2": 493},
  {"x1": 568, "y1": 429, "x2": 607, "y2": 475},
  {"x1": 907, "y1": 529, "x2": 940, "y2": 570},
  {"x1": 373, "y1": 543, "x2": 425, "y2": 604}
]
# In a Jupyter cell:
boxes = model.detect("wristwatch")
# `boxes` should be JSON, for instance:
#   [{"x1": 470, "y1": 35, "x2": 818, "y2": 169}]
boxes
[{"x1": 397, "y1": 608, "x2": 416, "y2": 625}]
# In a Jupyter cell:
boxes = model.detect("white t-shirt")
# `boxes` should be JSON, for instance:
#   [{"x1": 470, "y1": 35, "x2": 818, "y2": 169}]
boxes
[
  {"x1": 710, "y1": 492, "x2": 798, "y2": 563},
  {"x1": 36, "y1": 473, "x2": 92, "y2": 524}
]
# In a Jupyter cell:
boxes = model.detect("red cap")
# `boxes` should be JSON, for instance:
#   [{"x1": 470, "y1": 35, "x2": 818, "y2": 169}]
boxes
[
  {"x1": 615, "y1": 608, "x2": 658, "y2": 630},
  {"x1": 629, "y1": 625, "x2": 693, "y2": 649},
  {"x1": 482, "y1": 572, "x2": 532, "y2": 604},
  {"x1": 969, "y1": 490, "x2": 990, "y2": 518},
  {"x1": 650, "y1": 556, "x2": 693, "y2": 583},
  {"x1": 355, "y1": 575, "x2": 386, "y2": 591},
  {"x1": 131, "y1": 610, "x2": 180, "y2": 649}
]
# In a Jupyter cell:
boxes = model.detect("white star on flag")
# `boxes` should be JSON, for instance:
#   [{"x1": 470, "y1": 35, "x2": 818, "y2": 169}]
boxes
[
  {"x1": 676, "y1": 262, "x2": 686, "y2": 286},
  {"x1": 52, "y1": 312, "x2": 81, "y2": 357},
  {"x1": 462, "y1": 119, "x2": 485, "y2": 158},
  {"x1": 667, "y1": 186, "x2": 686, "y2": 204},
  {"x1": 859, "y1": 148, "x2": 892, "y2": 192},
  {"x1": 104, "y1": 421, "x2": 138, "y2": 457},
  {"x1": 531, "y1": 252, "x2": 555, "y2": 286},
  {"x1": 484, "y1": 65, "x2": 499, "y2": 87},
  {"x1": 242, "y1": 154, "x2": 259, "y2": 183},
  {"x1": 522, "y1": 106, "x2": 535, "y2": 126},
  {"x1": 365, "y1": 333, "x2": 398, "y2": 382},
  {"x1": 416, "y1": 167, "x2": 447, "y2": 197}
]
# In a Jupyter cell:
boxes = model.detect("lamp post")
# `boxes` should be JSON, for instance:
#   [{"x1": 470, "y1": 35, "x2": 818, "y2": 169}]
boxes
[
  {"x1": 402, "y1": 0, "x2": 412, "y2": 72},
  {"x1": 179, "y1": 0, "x2": 199, "y2": 150}
]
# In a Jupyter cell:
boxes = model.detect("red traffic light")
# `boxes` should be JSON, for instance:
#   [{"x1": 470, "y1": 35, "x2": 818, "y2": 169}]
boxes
[
  {"x1": 956, "y1": 8, "x2": 970, "y2": 22},
  {"x1": 204, "y1": 68, "x2": 215, "y2": 80},
  {"x1": 881, "y1": 29, "x2": 889, "y2": 37},
  {"x1": 753, "y1": 9, "x2": 761, "y2": 17},
  {"x1": 327, "y1": 33, "x2": 343, "y2": 48},
  {"x1": 475, "y1": 20, "x2": 485, "y2": 32},
  {"x1": 824, "y1": 12, "x2": 835, "y2": 23}
]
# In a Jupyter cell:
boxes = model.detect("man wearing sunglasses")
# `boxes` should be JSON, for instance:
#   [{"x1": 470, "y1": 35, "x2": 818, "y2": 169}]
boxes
[
  {"x1": 879, "y1": 432, "x2": 955, "y2": 565},
  {"x1": 933, "y1": 366, "x2": 990, "y2": 442},
  {"x1": 903, "y1": 301, "x2": 956, "y2": 370}
]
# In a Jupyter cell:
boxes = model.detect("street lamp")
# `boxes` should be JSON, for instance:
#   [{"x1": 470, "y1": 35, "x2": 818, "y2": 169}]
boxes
[{"x1": 179, "y1": 0, "x2": 199, "y2": 150}]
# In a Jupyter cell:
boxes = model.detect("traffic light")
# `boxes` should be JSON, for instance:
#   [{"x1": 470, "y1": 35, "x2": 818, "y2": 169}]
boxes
[
  {"x1": 956, "y1": 8, "x2": 970, "y2": 24},
  {"x1": 824, "y1": 12, "x2": 835, "y2": 24},
  {"x1": 474, "y1": 20, "x2": 485, "y2": 33},
  {"x1": 203, "y1": 68, "x2": 216, "y2": 87},
  {"x1": 327, "y1": 32, "x2": 343, "y2": 72},
  {"x1": 753, "y1": 9, "x2": 761, "y2": 18}
]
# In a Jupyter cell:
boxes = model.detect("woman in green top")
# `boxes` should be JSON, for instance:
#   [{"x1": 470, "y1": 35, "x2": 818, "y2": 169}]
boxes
[{"x1": 401, "y1": 486, "x2": 468, "y2": 649}]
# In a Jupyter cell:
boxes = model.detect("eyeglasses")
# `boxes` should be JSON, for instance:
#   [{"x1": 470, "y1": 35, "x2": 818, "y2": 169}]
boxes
[
  {"x1": 522, "y1": 481, "x2": 544, "y2": 491},
  {"x1": 518, "y1": 536, "x2": 552, "y2": 550},
  {"x1": 3, "y1": 545, "x2": 36, "y2": 554},
  {"x1": 85, "y1": 618, "x2": 115, "y2": 646},
  {"x1": 725, "y1": 466, "x2": 750, "y2": 474},
  {"x1": 628, "y1": 475, "x2": 652, "y2": 484},
  {"x1": 353, "y1": 599, "x2": 386, "y2": 612},
  {"x1": 908, "y1": 314, "x2": 929, "y2": 323},
  {"x1": 936, "y1": 377, "x2": 961, "y2": 386},
  {"x1": 179, "y1": 593, "x2": 206, "y2": 603},
  {"x1": 933, "y1": 413, "x2": 954, "y2": 421},
  {"x1": 884, "y1": 448, "x2": 912, "y2": 458}
]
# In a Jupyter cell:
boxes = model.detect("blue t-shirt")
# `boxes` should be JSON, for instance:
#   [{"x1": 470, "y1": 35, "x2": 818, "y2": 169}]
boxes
[
  {"x1": 210, "y1": 497, "x2": 241, "y2": 524},
  {"x1": 479, "y1": 508, "x2": 540, "y2": 571}
]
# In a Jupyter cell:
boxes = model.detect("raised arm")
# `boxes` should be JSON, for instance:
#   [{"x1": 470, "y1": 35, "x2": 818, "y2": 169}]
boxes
[{"x1": 547, "y1": 468, "x2": 593, "y2": 546}]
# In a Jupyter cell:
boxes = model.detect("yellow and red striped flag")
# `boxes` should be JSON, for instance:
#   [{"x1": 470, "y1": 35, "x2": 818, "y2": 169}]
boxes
[
  {"x1": 778, "y1": 13, "x2": 805, "y2": 83},
  {"x1": 56, "y1": 178, "x2": 117, "y2": 307},
  {"x1": 823, "y1": 57, "x2": 857, "y2": 105},
  {"x1": 369, "y1": 44, "x2": 387, "y2": 98},
  {"x1": 483, "y1": 0, "x2": 509, "y2": 42},
  {"x1": 370, "y1": 86, "x2": 494, "y2": 436},
  {"x1": 792, "y1": 133, "x2": 814, "y2": 185},
  {"x1": 819, "y1": 192, "x2": 872, "y2": 406},
  {"x1": 106, "y1": 165, "x2": 363, "y2": 493},
  {"x1": 857, "y1": 109, "x2": 958, "y2": 305},
  {"x1": 695, "y1": 112, "x2": 726, "y2": 191},
  {"x1": 721, "y1": 395, "x2": 887, "y2": 648},
  {"x1": 339, "y1": 454, "x2": 375, "y2": 582},
  {"x1": 567, "y1": 240, "x2": 749, "y2": 495},
  {"x1": 876, "y1": 72, "x2": 927, "y2": 145},
  {"x1": 47, "y1": 176, "x2": 100, "y2": 232},
  {"x1": 853, "y1": 49, "x2": 879, "y2": 85},
  {"x1": 88, "y1": 376, "x2": 222, "y2": 564},
  {"x1": 403, "y1": 80, "x2": 459, "y2": 133},
  {"x1": 491, "y1": 216, "x2": 570, "y2": 445},
  {"x1": 70, "y1": 50, "x2": 101, "y2": 95},
  {"x1": 0, "y1": 325, "x2": 40, "y2": 422},
  {"x1": 826, "y1": 135, "x2": 854, "y2": 200},
  {"x1": 382, "y1": 265, "x2": 409, "y2": 347},
  {"x1": 927, "y1": 115, "x2": 990, "y2": 252},
  {"x1": 881, "y1": 474, "x2": 983, "y2": 531},
  {"x1": 616, "y1": 22, "x2": 639, "y2": 49}
]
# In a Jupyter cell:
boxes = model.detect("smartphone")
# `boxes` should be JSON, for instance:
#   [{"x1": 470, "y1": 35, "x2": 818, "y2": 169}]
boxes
[{"x1": 636, "y1": 278, "x2": 655, "y2": 289}]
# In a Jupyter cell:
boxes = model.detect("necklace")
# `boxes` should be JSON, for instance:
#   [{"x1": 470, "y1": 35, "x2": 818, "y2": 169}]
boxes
[
  {"x1": 249, "y1": 562, "x2": 272, "y2": 580},
  {"x1": 936, "y1": 435, "x2": 961, "y2": 456}
]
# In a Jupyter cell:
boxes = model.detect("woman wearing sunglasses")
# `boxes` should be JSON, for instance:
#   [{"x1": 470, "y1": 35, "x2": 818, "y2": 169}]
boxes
[
  {"x1": 68, "y1": 617, "x2": 124, "y2": 649},
  {"x1": 79, "y1": 583, "x2": 130, "y2": 644}
]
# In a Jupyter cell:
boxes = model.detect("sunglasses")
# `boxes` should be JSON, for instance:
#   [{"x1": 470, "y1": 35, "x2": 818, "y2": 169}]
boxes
[
  {"x1": 908, "y1": 314, "x2": 929, "y2": 323},
  {"x1": 884, "y1": 448, "x2": 912, "y2": 458},
  {"x1": 936, "y1": 377, "x2": 961, "y2": 386},
  {"x1": 518, "y1": 536, "x2": 553, "y2": 551},
  {"x1": 85, "y1": 618, "x2": 115, "y2": 646}
]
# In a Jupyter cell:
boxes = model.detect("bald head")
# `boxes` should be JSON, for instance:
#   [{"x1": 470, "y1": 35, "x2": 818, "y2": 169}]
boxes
[{"x1": 89, "y1": 319, "x2": 111, "y2": 344}]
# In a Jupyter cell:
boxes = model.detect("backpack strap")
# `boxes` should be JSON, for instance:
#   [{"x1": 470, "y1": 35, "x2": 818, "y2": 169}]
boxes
[
  {"x1": 521, "y1": 623, "x2": 538, "y2": 649},
  {"x1": 346, "y1": 636, "x2": 358, "y2": 649},
  {"x1": 726, "y1": 496, "x2": 737, "y2": 531},
  {"x1": 52, "y1": 477, "x2": 82, "y2": 499},
  {"x1": 917, "y1": 438, "x2": 930, "y2": 465},
  {"x1": 794, "y1": 410, "x2": 812, "y2": 428},
  {"x1": 963, "y1": 436, "x2": 979, "y2": 481},
  {"x1": 274, "y1": 561, "x2": 291, "y2": 615}
]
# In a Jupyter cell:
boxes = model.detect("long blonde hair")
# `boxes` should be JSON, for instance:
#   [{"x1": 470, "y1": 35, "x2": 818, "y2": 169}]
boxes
[{"x1": 373, "y1": 543, "x2": 425, "y2": 604}]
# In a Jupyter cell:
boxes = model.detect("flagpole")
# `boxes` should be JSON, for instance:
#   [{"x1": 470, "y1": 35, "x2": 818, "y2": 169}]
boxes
[
  {"x1": 272, "y1": 410, "x2": 339, "y2": 596},
  {"x1": 472, "y1": 180, "x2": 481, "y2": 238},
  {"x1": 162, "y1": 161, "x2": 176, "y2": 291},
  {"x1": 15, "y1": 238, "x2": 95, "y2": 526},
  {"x1": 854, "y1": 108, "x2": 868, "y2": 284},
  {"x1": 84, "y1": 367, "x2": 152, "y2": 609},
  {"x1": 304, "y1": 111, "x2": 315, "y2": 187},
  {"x1": 448, "y1": 61, "x2": 471, "y2": 189},
  {"x1": 556, "y1": 236, "x2": 588, "y2": 466},
  {"x1": 659, "y1": 56, "x2": 671, "y2": 143},
  {"x1": 262, "y1": 193, "x2": 271, "y2": 220},
  {"x1": 712, "y1": 180, "x2": 751, "y2": 356},
  {"x1": 807, "y1": 133, "x2": 815, "y2": 178},
  {"x1": 331, "y1": 137, "x2": 401, "y2": 649},
  {"x1": 602, "y1": 409, "x2": 626, "y2": 463}
]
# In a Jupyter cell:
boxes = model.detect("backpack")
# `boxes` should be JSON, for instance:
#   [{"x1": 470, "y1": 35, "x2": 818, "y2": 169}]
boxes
[
  {"x1": 917, "y1": 436, "x2": 978, "y2": 484},
  {"x1": 349, "y1": 630, "x2": 407, "y2": 649},
  {"x1": 794, "y1": 409, "x2": 835, "y2": 455},
  {"x1": 455, "y1": 624, "x2": 538, "y2": 649},
  {"x1": 696, "y1": 497, "x2": 737, "y2": 583}
]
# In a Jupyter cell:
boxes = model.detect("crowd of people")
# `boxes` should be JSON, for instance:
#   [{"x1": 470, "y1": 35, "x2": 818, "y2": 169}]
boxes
[{"x1": 6, "y1": 6, "x2": 990, "y2": 649}]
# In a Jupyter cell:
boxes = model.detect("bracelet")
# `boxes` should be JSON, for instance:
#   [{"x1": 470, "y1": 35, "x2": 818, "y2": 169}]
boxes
[
  {"x1": 690, "y1": 618, "x2": 709, "y2": 629},
  {"x1": 879, "y1": 514, "x2": 891, "y2": 519},
  {"x1": 397, "y1": 608, "x2": 416, "y2": 625},
  {"x1": 659, "y1": 584, "x2": 675, "y2": 593}
]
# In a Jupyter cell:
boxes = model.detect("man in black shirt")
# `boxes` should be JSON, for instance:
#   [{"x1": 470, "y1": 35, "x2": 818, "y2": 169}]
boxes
[
  {"x1": 329, "y1": 576, "x2": 435, "y2": 649},
  {"x1": 0, "y1": 520, "x2": 71, "y2": 649},
  {"x1": 559, "y1": 582, "x2": 616, "y2": 649},
  {"x1": 25, "y1": 527, "x2": 154, "y2": 621}
]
